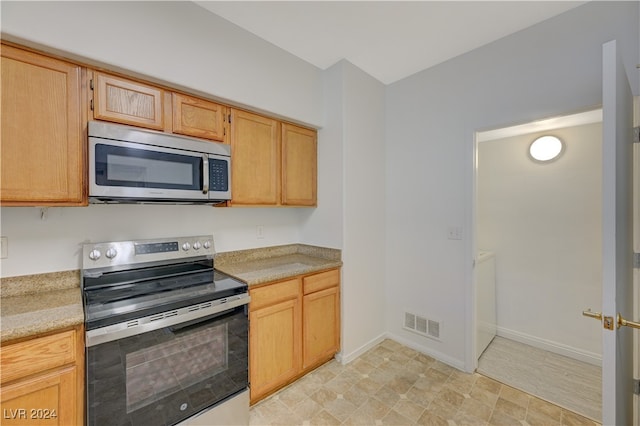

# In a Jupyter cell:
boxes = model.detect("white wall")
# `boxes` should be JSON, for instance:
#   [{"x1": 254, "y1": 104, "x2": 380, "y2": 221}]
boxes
[
  {"x1": 478, "y1": 122, "x2": 602, "y2": 361},
  {"x1": 0, "y1": 206, "x2": 306, "y2": 277},
  {"x1": 315, "y1": 61, "x2": 387, "y2": 362},
  {"x1": 385, "y1": 1, "x2": 639, "y2": 370}
]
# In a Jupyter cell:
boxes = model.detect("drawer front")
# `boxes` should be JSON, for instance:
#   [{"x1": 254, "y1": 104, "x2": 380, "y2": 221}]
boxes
[
  {"x1": 250, "y1": 278, "x2": 300, "y2": 311},
  {"x1": 303, "y1": 269, "x2": 340, "y2": 295},
  {"x1": 1, "y1": 330, "x2": 76, "y2": 384}
]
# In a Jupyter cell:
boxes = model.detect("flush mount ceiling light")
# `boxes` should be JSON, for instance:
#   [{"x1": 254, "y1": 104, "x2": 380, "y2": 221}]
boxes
[{"x1": 529, "y1": 135, "x2": 564, "y2": 162}]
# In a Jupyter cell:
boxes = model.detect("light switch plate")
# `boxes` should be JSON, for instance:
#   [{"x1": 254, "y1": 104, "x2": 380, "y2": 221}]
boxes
[
  {"x1": 447, "y1": 226, "x2": 463, "y2": 240},
  {"x1": 1, "y1": 237, "x2": 7, "y2": 259}
]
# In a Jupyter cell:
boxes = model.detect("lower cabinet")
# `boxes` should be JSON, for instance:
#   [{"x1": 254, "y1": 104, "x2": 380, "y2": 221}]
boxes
[
  {"x1": 303, "y1": 269, "x2": 340, "y2": 370},
  {"x1": 249, "y1": 268, "x2": 340, "y2": 404},
  {"x1": 249, "y1": 278, "x2": 302, "y2": 402},
  {"x1": 0, "y1": 326, "x2": 84, "y2": 426}
]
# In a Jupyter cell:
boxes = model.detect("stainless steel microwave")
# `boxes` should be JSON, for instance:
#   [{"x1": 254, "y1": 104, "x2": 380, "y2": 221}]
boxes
[{"x1": 88, "y1": 121, "x2": 231, "y2": 204}]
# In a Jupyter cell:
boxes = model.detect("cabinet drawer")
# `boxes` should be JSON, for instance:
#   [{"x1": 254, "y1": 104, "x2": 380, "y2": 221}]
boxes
[
  {"x1": 303, "y1": 269, "x2": 340, "y2": 295},
  {"x1": 1, "y1": 330, "x2": 76, "y2": 384},
  {"x1": 250, "y1": 278, "x2": 300, "y2": 310}
]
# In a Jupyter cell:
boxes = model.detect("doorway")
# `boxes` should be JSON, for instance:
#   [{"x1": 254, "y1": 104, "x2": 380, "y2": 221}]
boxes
[{"x1": 473, "y1": 109, "x2": 604, "y2": 422}]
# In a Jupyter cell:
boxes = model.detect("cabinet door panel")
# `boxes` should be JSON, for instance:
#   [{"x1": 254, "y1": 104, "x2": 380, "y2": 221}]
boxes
[
  {"x1": 1, "y1": 45, "x2": 84, "y2": 205},
  {"x1": 303, "y1": 286, "x2": 340, "y2": 369},
  {"x1": 93, "y1": 72, "x2": 164, "y2": 130},
  {"x1": 282, "y1": 123, "x2": 317, "y2": 206},
  {"x1": 172, "y1": 93, "x2": 226, "y2": 141},
  {"x1": 0, "y1": 366, "x2": 77, "y2": 426},
  {"x1": 249, "y1": 298, "x2": 301, "y2": 402},
  {"x1": 230, "y1": 110, "x2": 280, "y2": 205}
]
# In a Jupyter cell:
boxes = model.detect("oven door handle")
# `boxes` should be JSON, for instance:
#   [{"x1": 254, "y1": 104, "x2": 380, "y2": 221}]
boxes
[{"x1": 86, "y1": 293, "x2": 250, "y2": 347}]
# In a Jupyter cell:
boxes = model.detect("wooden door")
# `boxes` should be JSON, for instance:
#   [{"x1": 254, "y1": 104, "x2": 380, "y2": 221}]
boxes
[
  {"x1": 281, "y1": 123, "x2": 317, "y2": 206},
  {"x1": 0, "y1": 366, "x2": 77, "y2": 426},
  {"x1": 93, "y1": 72, "x2": 165, "y2": 130},
  {"x1": 600, "y1": 39, "x2": 635, "y2": 426},
  {"x1": 249, "y1": 298, "x2": 301, "y2": 402},
  {"x1": 172, "y1": 93, "x2": 226, "y2": 142},
  {"x1": 230, "y1": 109, "x2": 280, "y2": 205},
  {"x1": 0, "y1": 45, "x2": 84, "y2": 205},
  {"x1": 303, "y1": 286, "x2": 340, "y2": 370}
]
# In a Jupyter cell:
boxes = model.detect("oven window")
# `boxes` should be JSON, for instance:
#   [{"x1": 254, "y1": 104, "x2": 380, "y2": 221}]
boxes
[
  {"x1": 87, "y1": 306, "x2": 248, "y2": 426},
  {"x1": 125, "y1": 323, "x2": 228, "y2": 413}
]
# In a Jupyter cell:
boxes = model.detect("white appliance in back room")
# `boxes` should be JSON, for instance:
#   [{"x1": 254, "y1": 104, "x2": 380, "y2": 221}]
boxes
[{"x1": 476, "y1": 250, "x2": 496, "y2": 359}]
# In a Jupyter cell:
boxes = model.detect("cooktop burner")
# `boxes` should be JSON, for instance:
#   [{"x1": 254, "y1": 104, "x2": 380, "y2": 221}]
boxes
[{"x1": 81, "y1": 236, "x2": 247, "y2": 330}]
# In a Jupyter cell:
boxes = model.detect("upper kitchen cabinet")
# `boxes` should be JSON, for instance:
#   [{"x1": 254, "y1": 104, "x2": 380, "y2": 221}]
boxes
[
  {"x1": 281, "y1": 123, "x2": 317, "y2": 206},
  {"x1": 229, "y1": 109, "x2": 318, "y2": 207},
  {"x1": 1, "y1": 45, "x2": 85, "y2": 206},
  {"x1": 92, "y1": 72, "x2": 165, "y2": 131},
  {"x1": 172, "y1": 93, "x2": 227, "y2": 142},
  {"x1": 230, "y1": 109, "x2": 280, "y2": 205}
]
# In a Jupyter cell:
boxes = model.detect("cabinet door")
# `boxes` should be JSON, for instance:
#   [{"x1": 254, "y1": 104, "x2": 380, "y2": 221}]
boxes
[
  {"x1": 249, "y1": 298, "x2": 301, "y2": 403},
  {"x1": 0, "y1": 366, "x2": 77, "y2": 426},
  {"x1": 230, "y1": 109, "x2": 280, "y2": 205},
  {"x1": 281, "y1": 123, "x2": 317, "y2": 206},
  {"x1": 172, "y1": 93, "x2": 226, "y2": 142},
  {"x1": 93, "y1": 72, "x2": 165, "y2": 130},
  {"x1": 303, "y1": 286, "x2": 340, "y2": 370},
  {"x1": 1, "y1": 45, "x2": 84, "y2": 205}
]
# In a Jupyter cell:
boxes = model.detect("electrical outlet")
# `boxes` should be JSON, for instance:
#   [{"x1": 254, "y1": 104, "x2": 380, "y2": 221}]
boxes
[
  {"x1": 256, "y1": 226, "x2": 265, "y2": 240},
  {"x1": 1, "y1": 237, "x2": 8, "y2": 259}
]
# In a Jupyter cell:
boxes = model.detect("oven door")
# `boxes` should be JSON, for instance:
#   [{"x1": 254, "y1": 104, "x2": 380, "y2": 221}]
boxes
[
  {"x1": 89, "y1": 137, "x2": 219, "y2": 202},
  {"x1": 86, "y1": 303, "x2": 248, "y2": 426}
]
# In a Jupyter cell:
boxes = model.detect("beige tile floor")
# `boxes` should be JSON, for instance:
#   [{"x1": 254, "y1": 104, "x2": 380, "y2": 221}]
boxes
[{"x1": 249, "y1": 339, "x2": 599, "y2": 425}]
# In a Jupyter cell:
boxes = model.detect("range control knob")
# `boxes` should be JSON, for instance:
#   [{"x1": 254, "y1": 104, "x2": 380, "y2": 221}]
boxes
[
  {"x1": 105, "y1": 248, "x2": 118, "y2": 259},
  {"x1": 182, "y1": 242, "x2": 191, "y2": 251},
  {"x1": 89, "y1": 249, "x2": 101, "y2": 261},
  {"x1": 193, "y1": 241, "x2": 202, "y2": 250},
  {"x1": 203, "y1": 240, "x2": 211, "y2": 250}
]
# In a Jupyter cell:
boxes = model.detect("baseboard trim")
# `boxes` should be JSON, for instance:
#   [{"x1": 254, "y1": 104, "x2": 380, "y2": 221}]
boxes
[
  {"x1": 385, "y1": 332, "x2": 466, "y2": 371},
  {"x1": 496, "y1": 327, "x2": 602, "y2": 366},
  {"x1": 337, "y1": 333, "x2": 387, "y2": 365}
]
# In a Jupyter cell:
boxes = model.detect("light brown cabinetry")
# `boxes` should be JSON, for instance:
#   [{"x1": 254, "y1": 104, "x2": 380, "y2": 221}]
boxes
[
  {"x1": 302, "y1": 269, "x2": 340, "y2": 369},
  {"x1": 92, "y1": 72, "x2": 166, "y2": 131},
  {"x1": 1, "y1": 44, "x2": 85, "y2": 206},
  {"x1": 282, "y1": 123, "x2": 317, "y2": 206},
  {"x1": 91, "y1": 72, "x2": 228, "y2": 142},
  {"x1": 248, "y1": 268, "x2": 340, "y2": 404},
  {"x1": 249, "y1": 278, "x2": 301, "y2": 403},
  {"x1": 230, "y1": 109, "x2": 281, "y2": 205},
  {"x1": 0, "y1": 326, "x2": 84, "y2": 426},
  {"x1": 172, "y1": 93, "x2": 226, "y2": 142},
  {"x1": 230, "y1": 109, "x2": 317, "y2": 206}
]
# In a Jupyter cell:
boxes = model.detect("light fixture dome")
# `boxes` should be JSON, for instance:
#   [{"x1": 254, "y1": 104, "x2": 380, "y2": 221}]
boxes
[{"x1": 529, "y1": 135, "x2": 564, "y2": 162}]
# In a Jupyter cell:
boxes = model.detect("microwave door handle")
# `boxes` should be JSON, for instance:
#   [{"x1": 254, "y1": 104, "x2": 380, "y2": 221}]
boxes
[{"x1": 202, "y1": 155, "x2": 209, "y2": 194}]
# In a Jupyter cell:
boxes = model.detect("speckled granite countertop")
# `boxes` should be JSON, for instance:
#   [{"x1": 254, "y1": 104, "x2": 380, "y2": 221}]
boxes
[
  {"x1": 1, "y1": 270, "x2": 83, "y2": 343},
  {"x1": 215, "y1": 244, "x2": 342, "y2": 286},
  {"x1": 0, "y1": 244, "x2": 340, "y2": 341}
]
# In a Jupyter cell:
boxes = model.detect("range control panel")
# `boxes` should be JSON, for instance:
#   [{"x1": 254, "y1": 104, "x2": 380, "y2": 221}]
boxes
[{"x1": 83, "y1": 235, "x2": 214, "y2": 270}]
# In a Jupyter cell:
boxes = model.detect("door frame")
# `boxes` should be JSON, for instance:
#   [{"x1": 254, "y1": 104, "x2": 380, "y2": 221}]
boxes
[{"x1": 468, "y1": 108, "x2": 604, "y2": 371}]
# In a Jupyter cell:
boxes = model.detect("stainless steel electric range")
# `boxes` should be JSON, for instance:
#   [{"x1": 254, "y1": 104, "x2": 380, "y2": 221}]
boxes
[{"x1": 81, "y1": 236, "x2": 249, "y2": 426}]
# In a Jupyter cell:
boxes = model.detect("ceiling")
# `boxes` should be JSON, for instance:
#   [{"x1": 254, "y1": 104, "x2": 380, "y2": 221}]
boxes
[{"x1": 196, "y1": 1, "x2": 586, "y2": 84}]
